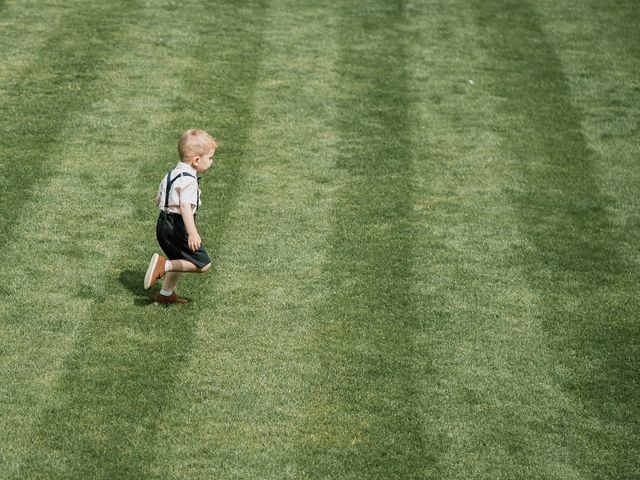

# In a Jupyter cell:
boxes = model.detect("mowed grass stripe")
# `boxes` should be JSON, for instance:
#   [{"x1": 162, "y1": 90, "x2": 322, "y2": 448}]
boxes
[
  {"x1": 535, "y1": 0, "x2": 640, "y2": 223},
  {"x1": 0, "y1": 1, "x2": 144, "y2": 474},
  {"x1": 397, "y1": 1, "x2": 628, "y2": 477},
  {"x1": 400, "y1": 3, "x2": 577, "y2": 477},
  {"x1": 587, "y1": 0, "x2": 640, "y2": 60},
  {"x1": 0, "y1": 1, "x2": 68, "y2": 85},
  {"x1": 475, "y1": 0, "x2": 639, "y2": 476},
  {"x1": 9, "y1": 1, "x2": 269, "y2": 478},
  {"x1": 147, "y1": 2, "x2": 340, "y2": 477},
  {"x1": 302, "y1": 2, "x2": 426, "y2": 477},
  {"x1": 0, "y1": 1, "x2": 140, "y2": 251},
  {"x1": 161, "y1": 0, "x2": 268, "y2": 263}
]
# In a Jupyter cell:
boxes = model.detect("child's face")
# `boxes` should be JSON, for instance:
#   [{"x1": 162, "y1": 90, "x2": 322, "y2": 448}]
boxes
[{"x1": 193, "y1": 148, "x2": 215, "y2": 173}]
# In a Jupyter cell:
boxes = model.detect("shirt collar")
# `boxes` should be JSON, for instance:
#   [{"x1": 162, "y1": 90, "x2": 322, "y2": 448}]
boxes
[{"x1": 176, "y1": 161, "x2": 197, "y2": 176}]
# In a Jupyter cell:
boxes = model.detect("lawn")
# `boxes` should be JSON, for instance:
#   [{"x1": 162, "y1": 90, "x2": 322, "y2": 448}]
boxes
[{"x1": 0, "y1": 0, "x2": 638, "y2": 478}]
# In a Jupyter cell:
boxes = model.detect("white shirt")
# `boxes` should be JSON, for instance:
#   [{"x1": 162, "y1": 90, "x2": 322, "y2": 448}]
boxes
[{"x1": 155, "y1": 162, "x2": 201, "y2": 214}]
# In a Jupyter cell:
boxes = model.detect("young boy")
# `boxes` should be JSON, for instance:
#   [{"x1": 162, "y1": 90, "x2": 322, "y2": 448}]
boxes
[{"x1": 144, "y1": 129, "x2": 218, "y2": 304}]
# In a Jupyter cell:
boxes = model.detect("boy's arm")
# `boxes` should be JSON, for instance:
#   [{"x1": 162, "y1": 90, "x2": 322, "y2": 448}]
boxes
[{"x1": 180, "y1": 202, "x2": 201, "y2": 251}]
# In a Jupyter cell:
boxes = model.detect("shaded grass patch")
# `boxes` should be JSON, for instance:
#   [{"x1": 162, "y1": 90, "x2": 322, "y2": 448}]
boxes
[
  {"x1": 473, "y1": 0, "x2": 640, "y2": 476},
  {"x1": 0, "y1": 1, "x2": 141, "y2": 249},
  {"x1": 302, "y1": 1, "x2": 429, "y2": 478}
]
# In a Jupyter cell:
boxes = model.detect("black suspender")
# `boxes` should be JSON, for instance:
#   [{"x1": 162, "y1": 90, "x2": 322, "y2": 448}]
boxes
[
  {"x1": 164, "y1": 172, "x2": 173, "y2": 209},
  {"x1": 164, "y1": 171, "x2": 199, "y2": 210}
]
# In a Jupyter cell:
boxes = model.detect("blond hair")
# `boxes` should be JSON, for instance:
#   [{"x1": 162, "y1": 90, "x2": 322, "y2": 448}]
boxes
[{"x1": 178, "y1": 129, "x2": 218, "y2": 162}]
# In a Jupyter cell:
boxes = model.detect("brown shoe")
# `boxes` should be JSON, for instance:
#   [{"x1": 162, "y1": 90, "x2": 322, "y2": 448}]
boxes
[
  {"x1": 144, "y1": 253, "x2": 166, "y2": 289},
  {"x1": 154, "y1": 292, "x2": 188, "y2": 305}
]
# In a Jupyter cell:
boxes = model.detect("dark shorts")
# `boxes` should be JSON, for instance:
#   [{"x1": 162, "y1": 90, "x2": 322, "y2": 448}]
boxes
[{"x1": 156, "y1": 211, "x2": 212, "y2": 269}]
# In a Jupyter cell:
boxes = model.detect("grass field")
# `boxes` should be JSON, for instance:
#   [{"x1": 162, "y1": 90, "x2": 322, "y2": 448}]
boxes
[{"x1": 1, "y1": 0, "x2": 639, "y2": 478}]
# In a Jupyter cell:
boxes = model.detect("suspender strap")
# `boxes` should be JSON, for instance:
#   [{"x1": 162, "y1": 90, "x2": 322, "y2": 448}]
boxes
[
  {"x1": 164, "y1": 171, "x2": 199, "y2": 210},
  {"x1": 196, "y1": 177, "x2": 200, "y2": 209},
  {"x1": 164, "y1": 172, "x2": 172, "y2": 209}
]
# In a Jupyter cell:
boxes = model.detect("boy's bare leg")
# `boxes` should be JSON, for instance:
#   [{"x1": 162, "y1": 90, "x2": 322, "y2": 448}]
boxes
[
  {"x1": 167, "y1": 260, "x2": 211, "y2": 273},
  {"x1": 158, "y1": 260, "x2": 211, "y2": 297},
  {"x1": 161, "y1": 272, "x2": 181, "y2": 292}
]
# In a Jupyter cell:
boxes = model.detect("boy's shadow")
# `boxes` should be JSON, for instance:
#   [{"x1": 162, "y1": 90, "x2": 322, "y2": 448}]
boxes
[{"x1": 119, "y1": 269, "x2": 152, "y2": 306}]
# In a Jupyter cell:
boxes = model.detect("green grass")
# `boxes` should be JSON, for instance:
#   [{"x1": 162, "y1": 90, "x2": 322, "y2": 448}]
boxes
[{"x1": 0, "y1": 0, "x2": 638, "y2": 479}]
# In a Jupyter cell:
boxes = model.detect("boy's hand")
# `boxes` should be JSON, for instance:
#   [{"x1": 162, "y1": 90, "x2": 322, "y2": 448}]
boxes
[
  {"x1": 188, "y1": 231, "x2": 202, "y2": 251},
  {"x1": 179, "y1": 202, "x2": 202, "y2": 251}
]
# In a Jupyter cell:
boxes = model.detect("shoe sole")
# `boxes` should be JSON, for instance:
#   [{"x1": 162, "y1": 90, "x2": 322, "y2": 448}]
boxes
[{"x1": 144, "y1": 253, "x2": 160, "y2": 290}]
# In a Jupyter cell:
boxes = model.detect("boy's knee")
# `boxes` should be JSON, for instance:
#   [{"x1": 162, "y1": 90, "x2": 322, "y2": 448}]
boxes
[{"x1": 201, "y1": 262, "x2": 212, "y2": 273}]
